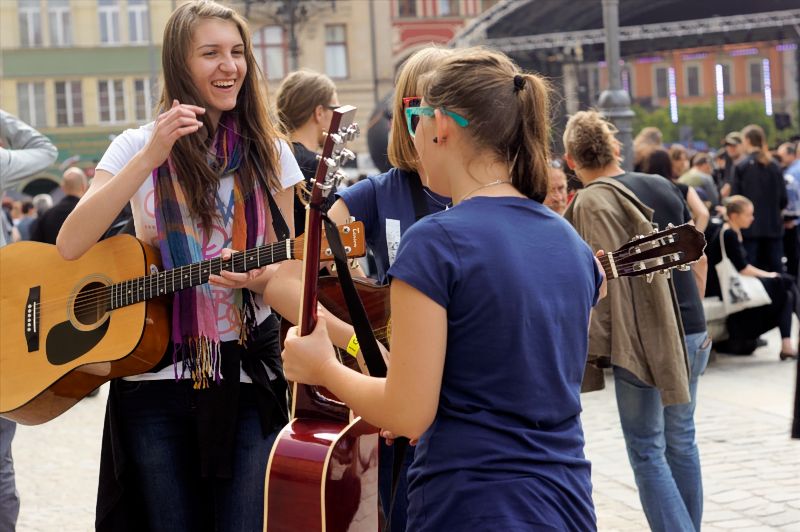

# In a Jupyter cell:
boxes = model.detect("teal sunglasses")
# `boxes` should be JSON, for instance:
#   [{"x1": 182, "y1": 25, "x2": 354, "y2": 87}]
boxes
[{"x1": 404, "y1": 106, "x2": 469, "y2": 138}]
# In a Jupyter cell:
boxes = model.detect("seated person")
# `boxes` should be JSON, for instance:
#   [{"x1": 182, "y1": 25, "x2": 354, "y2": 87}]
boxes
[{"x1": 707, "y1": 195, "x2": 798, "y2": 359}]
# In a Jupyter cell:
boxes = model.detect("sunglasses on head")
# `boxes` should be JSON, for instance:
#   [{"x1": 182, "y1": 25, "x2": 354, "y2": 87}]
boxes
[
  {"x1": 404, "y1": 106, "x2": 469, "y2": 138},
  {"x1": 402, "y1": 96, "x2": 422, "y2": 110}
]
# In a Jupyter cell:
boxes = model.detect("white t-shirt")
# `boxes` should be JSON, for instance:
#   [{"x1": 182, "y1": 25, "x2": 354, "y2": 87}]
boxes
[{"x1": 97, "y1": 122, "x2": 303, "y2": 380}]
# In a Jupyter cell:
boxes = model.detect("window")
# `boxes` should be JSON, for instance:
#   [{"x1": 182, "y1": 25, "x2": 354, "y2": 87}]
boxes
[
  {"x1": 685, "y1": 65, "x2": 701, "y2": 97},
  {"x1": 48, "y1": 0, "x2": 72, "y2": 46},
  {"x1": 98, "y1": 0, "x2": 120, "y2": 45},
  {"x1": 655, "y1": 67, "x2": 669, "y2": 99},
  {"x1": 720, "y1": 63, "x2": 732, "y2": 95},
  {"x1": 397, "y1": 0, "x2": 416, "y2": 17},
  {"x1": 749, "y1": 61, "x2": 763, "y2": 94},
  {"x1": 19, "y1": 0, "x2": 42, "y2": 47},
  {"x1": 252, "y1": 26, "x2": 286, "y2": 81},
  {"x1": 325, "y1": 25, "x2": 348, "y2": 79},
  {"x1": 134, "y1": 78, "x2": 154, "y2": 122},
  {"x1": 438, "y1": 0, "x2": 459, "y2": 16},
  {"x1": 55, "y1": 81, "x2": 83, "y2": 126},
  {"x1": 128, "y1": 0, "x2": 150, "y2": 44},
  {"x1": 98, "y1": 79, "x2": 126, "y2": 123},
  {"x1": 17, "y1": 82, "x2": 46, "y2": 127}
]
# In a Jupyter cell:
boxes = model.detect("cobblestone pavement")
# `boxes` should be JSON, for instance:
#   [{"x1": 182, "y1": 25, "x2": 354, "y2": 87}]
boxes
[{"x1": 11, "y1": 328, "x2": 800, "y2": 531}]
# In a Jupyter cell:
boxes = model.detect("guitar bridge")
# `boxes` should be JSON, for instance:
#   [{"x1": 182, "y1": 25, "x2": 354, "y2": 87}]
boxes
[{"x1": 25, "y1": 286, "x2": 40, "y2": 352}]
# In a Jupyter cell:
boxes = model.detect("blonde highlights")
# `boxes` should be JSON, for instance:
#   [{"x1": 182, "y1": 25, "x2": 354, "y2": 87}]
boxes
[{"x1": 387, "y1": 46, "x2": 454, "y2": 172}]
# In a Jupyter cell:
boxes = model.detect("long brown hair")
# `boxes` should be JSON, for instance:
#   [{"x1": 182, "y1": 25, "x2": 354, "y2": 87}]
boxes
[
  {"x1": 420, "y1": 47, "x2": 551, "y2": 201},
  {"x1": 741, "y1": 124, "x2": 771, "y2": 165},
  {"x1": 388, "y1": 46, "x2": 453, "y2": 172},
  {"x1": 275, "y1": 70, "x2": 336, "y2": 134},
  {"x1": 158, "y1": 0, "x2": 282, "y2": 231}
]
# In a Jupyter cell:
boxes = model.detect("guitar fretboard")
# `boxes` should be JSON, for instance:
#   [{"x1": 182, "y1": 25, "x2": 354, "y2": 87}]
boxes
[{"x1": 106, "y1": 240, "x2": 293, "y2": 310}]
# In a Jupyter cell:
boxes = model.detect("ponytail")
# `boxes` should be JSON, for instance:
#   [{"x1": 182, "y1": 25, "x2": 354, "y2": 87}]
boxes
[
  {"x1": 422, "y1": 47, "x2": 551, "y2": 202},
  {"x1": 741, "y1": 124, "x2": 771, "y2": 166}
]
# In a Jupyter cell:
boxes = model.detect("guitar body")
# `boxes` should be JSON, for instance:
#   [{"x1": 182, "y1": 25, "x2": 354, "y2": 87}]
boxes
[
  {"x1": 265, "y1": 106, "x2": 380, "y2": 530},
  {"x1": 0, "y1": 235, "x2": 169, "y2": 425},
  {"x1": 265, "y1": 415, "x2": 379, "y2": 531},
  {"x1": 318, "y1": 276, "x2": 390, "y2": 352}
]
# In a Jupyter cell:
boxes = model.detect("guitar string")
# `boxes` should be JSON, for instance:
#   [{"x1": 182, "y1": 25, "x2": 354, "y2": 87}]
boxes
[{"x1": 33, "y1": 243, "x2": 294, "y2": 314}]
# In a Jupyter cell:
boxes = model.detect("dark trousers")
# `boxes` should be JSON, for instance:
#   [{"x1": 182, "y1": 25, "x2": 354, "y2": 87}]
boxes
[
  {"x1": 378, "y1": 439, "x2": 414, "y2": 532},
  {"x1": 743, "y1": 236, "x2": 784, "y2": 273},
  {"x1": 784, "y1": 225, "x2": 800, "y2": 278}
]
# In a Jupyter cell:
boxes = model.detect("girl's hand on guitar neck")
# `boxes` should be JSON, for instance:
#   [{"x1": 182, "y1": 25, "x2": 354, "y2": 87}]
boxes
[
  {"x1": 209, "y1": 248, "x2": 273, "y2": 292},
  {"x1": 594, "y1": 250, "x2": 608, "y2": 301},
  {"x1": 282, "y1": 315, "x2": 340, "y2": 387}
]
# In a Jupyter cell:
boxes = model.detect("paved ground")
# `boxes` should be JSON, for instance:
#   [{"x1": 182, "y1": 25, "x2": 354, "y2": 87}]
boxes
[{"x1": 11, "y1": 327, "x2": 800, "y2": 531}]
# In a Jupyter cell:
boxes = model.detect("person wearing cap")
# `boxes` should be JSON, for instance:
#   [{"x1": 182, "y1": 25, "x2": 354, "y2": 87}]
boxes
[{"x1": 720, "y1": 132, "x2": 744, "y2": 198}]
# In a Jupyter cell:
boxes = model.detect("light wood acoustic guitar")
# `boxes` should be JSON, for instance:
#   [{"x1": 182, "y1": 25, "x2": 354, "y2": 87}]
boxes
[{"x1": 0, "y1": 223, "x2": 365, "y2": 425}]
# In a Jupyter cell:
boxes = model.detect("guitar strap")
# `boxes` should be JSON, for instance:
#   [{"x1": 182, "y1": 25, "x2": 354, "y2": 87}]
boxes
[
  {"x1": 265, "y1": 188, "x2": 291, "y2": 241},
  {"x1": 407, "y1": 172, "x2": 432, "y2": 221},
  {"x1": 322, "y1": 214, "x2": 409, "y2": 532}
]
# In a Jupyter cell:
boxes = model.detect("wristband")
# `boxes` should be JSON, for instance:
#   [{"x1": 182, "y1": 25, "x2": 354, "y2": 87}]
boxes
[{"x1": 346, "y1": 334, "x2": 360, "y2": 358}]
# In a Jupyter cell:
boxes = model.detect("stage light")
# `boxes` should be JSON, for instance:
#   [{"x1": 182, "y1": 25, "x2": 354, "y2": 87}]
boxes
[
  {"x1": 668, "y1": 67, "x2": 678, "y2": 123},
  {"x1": 715, "y1": 64, "x2": 725, "y2": 121},
  {"x1": 763, "y1": 59, "x2": 773, "y2": 117}
]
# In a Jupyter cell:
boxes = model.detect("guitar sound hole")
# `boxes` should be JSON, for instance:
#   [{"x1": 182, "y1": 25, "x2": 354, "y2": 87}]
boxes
[{"x1": 73, "y1": 282, "x2": 110, "y2": 326}]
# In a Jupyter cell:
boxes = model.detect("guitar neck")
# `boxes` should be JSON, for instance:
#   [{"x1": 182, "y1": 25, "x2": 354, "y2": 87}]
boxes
[{"x1": 106, "y1": 239, "x2": 294, "y2": 310}]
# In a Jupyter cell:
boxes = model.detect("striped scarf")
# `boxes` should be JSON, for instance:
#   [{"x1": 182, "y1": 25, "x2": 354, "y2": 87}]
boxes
[{"x1": 152, "y1": 114, "x2": 269, "y2": 388}]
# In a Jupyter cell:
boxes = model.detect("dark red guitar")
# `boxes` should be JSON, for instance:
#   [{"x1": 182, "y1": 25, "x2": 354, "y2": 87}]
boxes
[{"x1": 264, "y1": 106, "x2": 380, "y2": 531}]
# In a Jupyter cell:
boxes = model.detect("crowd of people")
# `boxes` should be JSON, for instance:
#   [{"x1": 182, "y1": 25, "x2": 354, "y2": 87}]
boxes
[{"x1": 1, "y1": 0, "x2": 799, "y2": 531}]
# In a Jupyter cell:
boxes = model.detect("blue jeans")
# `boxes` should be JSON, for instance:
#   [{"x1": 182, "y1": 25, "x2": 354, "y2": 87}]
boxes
[
  {"x1": 116, "y1": 380, "x2": 278, "y2": 532},
  {"x1": 614, "y1": 331, "x2": 711, "y2": 532},
  {"x1": 0, "y1": 417, "x2": 18, "y2": 532}
]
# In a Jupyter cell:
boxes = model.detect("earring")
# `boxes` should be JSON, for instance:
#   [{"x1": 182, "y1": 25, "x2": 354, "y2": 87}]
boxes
[{"x1": 433, "y1": 137, "x2": 438, "y2": 144}]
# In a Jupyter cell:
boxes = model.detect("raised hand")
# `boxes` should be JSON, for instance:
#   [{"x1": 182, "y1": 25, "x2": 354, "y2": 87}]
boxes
[{"x1": 142, "y1": 99, "x2": 206, "y2": 167}]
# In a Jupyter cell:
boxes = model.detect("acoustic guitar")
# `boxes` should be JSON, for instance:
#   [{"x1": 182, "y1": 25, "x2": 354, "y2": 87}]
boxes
[
  {"x1": 307, "y1": 222, "x2": 707, "y2": 362},
  {"x1": 264, "y1": 106, "x2": 381, "y2": 532},
  {"x1": 0, "y1": 223, "x2": 365, "y2": 425}
]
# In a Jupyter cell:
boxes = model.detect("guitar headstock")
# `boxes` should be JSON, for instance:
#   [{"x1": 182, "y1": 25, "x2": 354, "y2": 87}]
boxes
[
  {"x1": 600, "y1": 223, "x2": 706, "y2": 280},
  {"x1": 308, "y1": 105, "x2": 359, "y2": 207},
  {"x1": 292, "y1": 221, "x2": 366, "y2": 260}
]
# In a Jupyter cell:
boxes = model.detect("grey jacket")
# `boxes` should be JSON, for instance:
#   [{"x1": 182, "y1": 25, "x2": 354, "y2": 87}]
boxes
[{"x1": 0, "y1": 109, "x2": 58, "y2": 246}]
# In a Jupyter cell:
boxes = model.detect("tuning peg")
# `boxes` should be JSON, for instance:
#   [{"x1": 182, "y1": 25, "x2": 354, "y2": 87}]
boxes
[
  {"x1": 324, "y1": 157, "x2": 337, "y2": 169},
  {"x1": 329, "y1": 133, "x2": 343, "y2": 145},
  {"x1": 340, "y1": 148, "x2": 356, "y2": 161}
]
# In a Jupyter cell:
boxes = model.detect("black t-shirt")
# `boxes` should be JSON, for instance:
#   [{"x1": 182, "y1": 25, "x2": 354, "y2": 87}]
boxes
[
  {"x1": 614, "y1": 172, "x2": 707, "y2": 335},
  {"x1": 705, "y1": 228, "x2": 748, "y2": 299},
  {"x1": 291, "y1": 141, "x2": 337, "y2": 233}
]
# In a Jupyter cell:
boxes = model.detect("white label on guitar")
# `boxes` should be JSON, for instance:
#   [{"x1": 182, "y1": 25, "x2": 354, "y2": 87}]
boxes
[
  {"x1": 150, "y1": 264, "x2": 159, "y2": 275},
  {"x1": 386, "y1": 218, "x2": 401, "y2": 266}
]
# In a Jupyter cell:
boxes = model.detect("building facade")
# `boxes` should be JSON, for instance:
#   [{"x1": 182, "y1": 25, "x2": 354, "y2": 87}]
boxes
[{"x1": 0, "y1": 0, "x2": 394, "y2": 196}]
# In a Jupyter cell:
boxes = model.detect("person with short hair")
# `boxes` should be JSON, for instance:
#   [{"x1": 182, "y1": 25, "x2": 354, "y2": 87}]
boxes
[
  {"x1": 564, "y1": 110, "x2": 708, "y2": 532},
  {"x1": 544, "y1": 159, "x2": 569, "y2": 215},
  {"x1": 679, "y1": 152, "x2": 720, "y2": 209},
  {"x1": 30, "y1": 167, "x2": 88, "y2": 244}
]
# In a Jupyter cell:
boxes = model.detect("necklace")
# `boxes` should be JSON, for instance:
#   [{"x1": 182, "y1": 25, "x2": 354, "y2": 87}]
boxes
[
  {"x1": 423, "y1": 187, "x2": 452, "y2": 210},
  {"x1": 457, "y1": 179, "x2": 511, "y2": 204}
]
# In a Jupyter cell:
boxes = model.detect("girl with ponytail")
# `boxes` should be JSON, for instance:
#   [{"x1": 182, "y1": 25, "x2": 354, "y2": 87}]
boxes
[{"x1": 281, "y1": 47, "x2": 602, "y2": 530}]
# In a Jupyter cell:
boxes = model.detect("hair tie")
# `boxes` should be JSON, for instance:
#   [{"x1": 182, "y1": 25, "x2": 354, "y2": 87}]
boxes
[{"x1": 513, "y1": 74, "x2": 526, "y2": 92}]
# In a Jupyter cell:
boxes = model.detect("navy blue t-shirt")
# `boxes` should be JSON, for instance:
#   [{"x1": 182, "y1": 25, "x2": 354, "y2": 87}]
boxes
[
  {"x1": 388, "y1": 196, "x2": 601, "y2": 531},
  {"x1": 336, "y1": 168, "x2": 450, "y2": 284}
]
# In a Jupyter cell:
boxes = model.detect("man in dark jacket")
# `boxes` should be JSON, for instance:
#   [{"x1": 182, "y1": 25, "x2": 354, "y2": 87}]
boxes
[{"x1": 31, "y1": 167, "x2": 87, "y2": 244}]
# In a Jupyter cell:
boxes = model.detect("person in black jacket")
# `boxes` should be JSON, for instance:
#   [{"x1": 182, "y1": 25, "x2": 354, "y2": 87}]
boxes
[
  {"x1": 30, "y1": 166, "x2": 87, "y2": 244},
  {"x1": 730, "y1": 125, "x2": 787, "y2": 273}
]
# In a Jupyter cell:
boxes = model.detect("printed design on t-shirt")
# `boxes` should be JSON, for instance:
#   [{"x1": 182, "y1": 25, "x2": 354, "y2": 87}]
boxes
[
  {"x1": 197, "y1": 188, "x2": 238, "y2": 336},
  {"x1": 386, "y1": 218, "x2": 401, "y2": 266}
]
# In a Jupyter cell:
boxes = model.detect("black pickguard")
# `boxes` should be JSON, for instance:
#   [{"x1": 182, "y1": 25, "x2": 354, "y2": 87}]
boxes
[{"x1": 46, "y1": 319, "x2": 110, "y2": 365}]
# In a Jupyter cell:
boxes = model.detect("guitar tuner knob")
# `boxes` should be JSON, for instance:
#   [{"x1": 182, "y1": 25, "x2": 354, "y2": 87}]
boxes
[
  {"x1": 324, "y1": 157, "x2": 337, "y2": 168},
  {"x1": 315, "y1": 154, "x2": 322, "y2": 162},
  {"x1": 329, "y1": 133, "x2": 343, "y2": 145}
]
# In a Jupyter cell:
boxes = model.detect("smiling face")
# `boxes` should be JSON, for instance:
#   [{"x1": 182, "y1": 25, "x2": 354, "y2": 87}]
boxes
[{"x1": 188, "y1": 18, "x2": 246, "y2": 127}]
